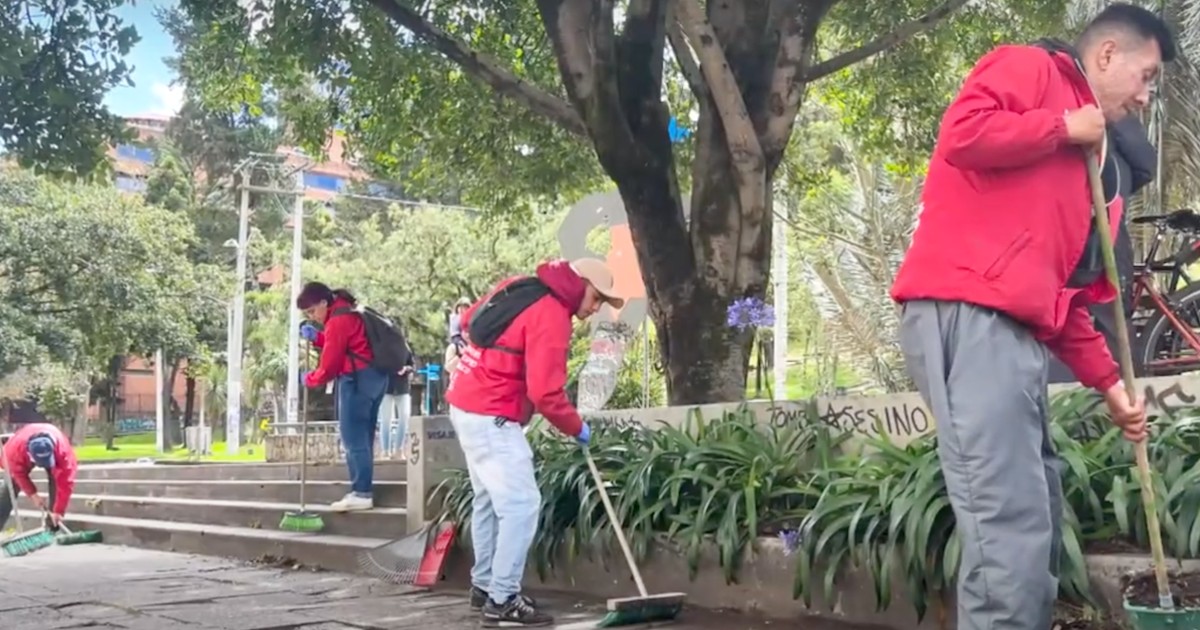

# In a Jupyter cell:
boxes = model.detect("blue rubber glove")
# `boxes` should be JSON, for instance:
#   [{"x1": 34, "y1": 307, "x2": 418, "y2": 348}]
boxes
[
  {"x1": 298, "y1": 370, "x2": 310, "y2": 388},
  {"x1": 299, "y1": 323, "x2": 318, "y2": 342},
  {"x1": 576, "y1": 422, "x2": 591, "y2": 446}
]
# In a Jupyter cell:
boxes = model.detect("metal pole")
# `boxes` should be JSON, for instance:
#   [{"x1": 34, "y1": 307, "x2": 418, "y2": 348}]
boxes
[
  {"x1": 284, "y1": 169, "x2": 305, "y2": 436},
  {"x1": 227, "y1": 170, "x2": 251, "y2": 455},
  {"x1": 772, "y1": 198, "x2": 789, "y2": 398},
  {"x1": 155, "y1": 348, "x2": 166, "y2": 453}
]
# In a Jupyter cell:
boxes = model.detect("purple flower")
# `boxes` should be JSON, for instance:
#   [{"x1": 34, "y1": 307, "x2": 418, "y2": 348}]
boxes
[
  {"x1": 777, "y1": 528, "x2": 802, "y2": 555},
  {"x1": 726, "y1": 296, "x2": 775, "y2": 331}
]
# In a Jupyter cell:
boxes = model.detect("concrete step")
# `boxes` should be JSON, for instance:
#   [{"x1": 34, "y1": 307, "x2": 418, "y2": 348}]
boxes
[
  {"x1": 16, "y1": 494, "x2": 409, "y2": 539},
  {"x1": 14, "y1": 512, "x2": 388, "y2": 574},
  {"x1": 50, "y1": 478, "x2": 408, "y2": 507},
  {"x1": 34, "y1": 460, "x2": 409, "y2": 482}
]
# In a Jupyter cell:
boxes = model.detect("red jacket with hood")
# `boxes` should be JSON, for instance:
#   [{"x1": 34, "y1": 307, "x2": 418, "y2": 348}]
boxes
[
  {"x1": 890, "y1": 44, "x2": 1122, "y2": 391},
  {"x1": 305, "y1": 296, "x2": 375, "y2": 388},
  {"x1": 445, "y1": 260, "x2": 586, "y2": 437},
  {"x1": 1, "y1": 423, "x2": 77, "y2": 516}
]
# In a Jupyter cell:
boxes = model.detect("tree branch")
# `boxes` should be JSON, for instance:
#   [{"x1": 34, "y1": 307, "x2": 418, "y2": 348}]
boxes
[
  {"x1": 616, "y1": 0, "x2": 670, "y2": 138},
  {"x1": 366, "y1": 0, "x2": 587, "y2": 136},
  {"x1": 803, "y1": 0, "x2": 970, "y2": 82},
  {"x1": 759, "y1": 0, "x2": 833, "y2": 168},
  {"x1": 666, "y1": 2, "x2": 707, "y2": 102},
  {"x1": 674, "y1": 0, "x2": 765, "y2": 202}
]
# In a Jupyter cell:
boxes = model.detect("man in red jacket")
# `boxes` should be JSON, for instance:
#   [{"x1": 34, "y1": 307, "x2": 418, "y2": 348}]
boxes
[
  {"x1": 1, "y1": 423, "x2": 78, "y2": 531},
  {"x1": 890, "y1": 5, "x2": 1173, "y2": 629},
  {"x1": 446, "y1": 258, "x2": 622, "y2": 627}
]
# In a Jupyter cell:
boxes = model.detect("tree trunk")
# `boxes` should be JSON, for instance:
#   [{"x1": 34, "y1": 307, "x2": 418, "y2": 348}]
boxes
[
  {"x1": 183, "y1": 375, "x2": 196, "y2": 428},
  {"x1": 102, "y1": 354, "x2": 122, "y2": 450},
  {"x1": 165, "y1": 357, "x2": 183, "y2": 448}
]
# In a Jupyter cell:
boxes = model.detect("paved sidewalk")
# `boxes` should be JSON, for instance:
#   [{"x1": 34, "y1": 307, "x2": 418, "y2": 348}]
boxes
[{"x1": 0, "y1": 545, "x2": 869, "y2": 630}]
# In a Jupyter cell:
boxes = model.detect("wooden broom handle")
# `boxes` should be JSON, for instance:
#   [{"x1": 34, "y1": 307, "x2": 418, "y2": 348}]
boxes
[
  {"x1": 1085, "y1": 149, "x2": 1172, "y2": 608},
  {"x1": 584, "y1": 448, "x2": 650, "y2": 597}
]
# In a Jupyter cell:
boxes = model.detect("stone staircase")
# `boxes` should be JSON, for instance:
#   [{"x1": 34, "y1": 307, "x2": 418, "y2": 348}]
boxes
[{"x1": 15, "y1": 460, "x2": 409, "y2": 573}]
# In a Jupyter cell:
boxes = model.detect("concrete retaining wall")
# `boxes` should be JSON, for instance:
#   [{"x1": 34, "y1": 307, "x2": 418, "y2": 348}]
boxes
[{"x1": 439, "y1": 536, "x2": 1200, "y2": 628}]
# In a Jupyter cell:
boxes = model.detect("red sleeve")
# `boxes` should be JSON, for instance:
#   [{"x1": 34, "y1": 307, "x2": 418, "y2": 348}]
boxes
[
  {"x1": 51, "y1": 445, "x2": 77, "y2": 516},
  {"x1": 312, "y1": 330, "x2": 327, "y2": 349},
  {"x1": 523, "y1": 306, "x2": 584, "y2": 437},
  {"x1": 3, "y1": 441, "x2": 36, "y2": 497},
  {"x1": 1043, "y1": 302, "x2": 1121, "y2": 391},
  {"x1": 938, "y1": 46, "x2": 1071, "y2": 171},
  {"x1": 305, "y1": 316, "x2": 350, "y2": 387}
]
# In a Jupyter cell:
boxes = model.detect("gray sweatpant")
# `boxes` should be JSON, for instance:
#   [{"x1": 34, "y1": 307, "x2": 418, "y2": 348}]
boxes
[{"x1": 899, "y1": 300, "x2": 1063, "y2": 630}]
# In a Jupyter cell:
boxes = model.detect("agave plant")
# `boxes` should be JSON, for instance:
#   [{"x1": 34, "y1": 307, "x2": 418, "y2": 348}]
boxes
[{"x1": 431, "y1": 406, "x2": 848, "y2": 582}]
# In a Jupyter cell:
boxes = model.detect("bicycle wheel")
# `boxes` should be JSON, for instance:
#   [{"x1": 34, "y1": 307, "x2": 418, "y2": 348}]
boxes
[{"x1": 1138, "y1": 282, "x2": 1200, "y2": 377}]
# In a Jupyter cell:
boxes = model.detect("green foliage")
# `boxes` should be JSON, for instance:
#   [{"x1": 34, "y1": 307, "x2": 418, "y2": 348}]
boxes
[
  {"x1": 817, "y1": 2, "x2": 1069, "y2": 171},
  {"x1": 0, "y1": 0, "x2": 139, "y2": 177},
  {"x1": 173, "y1": 0, "x2": 604, "y2": 213},
  {"x1": 432, "y1": 388, "x2": 1200, "y2": 619},
  {"x1": 303, "y1": 205, "x2": 558, "y2": 355},
  {"x1": 0, "y1": 167, "x2": 201, "y2": 373}
]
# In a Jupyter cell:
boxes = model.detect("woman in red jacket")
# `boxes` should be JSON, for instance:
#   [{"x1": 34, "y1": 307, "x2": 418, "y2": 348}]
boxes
[{"x1": 296, "y1": 282, "x2": 388, "y2": 512}]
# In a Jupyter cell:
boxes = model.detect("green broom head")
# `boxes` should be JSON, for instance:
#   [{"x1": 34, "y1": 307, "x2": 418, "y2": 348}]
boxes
[
  {"x1": 596, "y1": 592, "x2": 687, "y2": 628},
  {"x1": 279, "y1": 510, "x2": 325, "y2": 533},
  {"x1": 1, "y1": 529, "x2": 56, "y2": 558},
  {"x1": 56, "y1": 529, "x2": 103, "y2": 546}
]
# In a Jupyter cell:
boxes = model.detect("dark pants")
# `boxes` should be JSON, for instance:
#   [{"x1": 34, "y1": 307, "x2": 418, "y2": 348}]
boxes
[
  {"x1": 1, "y1": 469, "x2": 56, "y2": 529},
  {"x1": 337, "y1": 368, "x2": 388, "y2": 496}
]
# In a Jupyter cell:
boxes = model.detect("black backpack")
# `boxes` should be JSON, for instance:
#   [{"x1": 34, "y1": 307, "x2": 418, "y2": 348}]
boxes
[
  {"x1": 331, "y1": 306, "x2": 413, "y2": 373},
  {"x1": 468, "y1": 277, "x2": 551, "y2": 352}
]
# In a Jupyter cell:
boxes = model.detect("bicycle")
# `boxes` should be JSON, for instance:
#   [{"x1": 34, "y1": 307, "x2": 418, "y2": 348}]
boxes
[{"x1": 1129, "y1": 209, "x2": 1200, "y2": 376}]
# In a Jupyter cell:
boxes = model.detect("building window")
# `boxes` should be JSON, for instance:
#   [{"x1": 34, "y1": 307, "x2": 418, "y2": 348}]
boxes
[
  {"x1": 115, "y1": 175, "x2": 147, "y2": 192},
  {"x1": 115, "y1": 144, "x2": 156, "y2": 163},
  {"x1": 304, "y1": 171, "x2": 346, "y2": 192}
]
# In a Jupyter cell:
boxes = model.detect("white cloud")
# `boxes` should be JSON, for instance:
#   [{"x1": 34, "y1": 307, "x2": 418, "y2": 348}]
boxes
[{"x1": 150, "y1": 82, "x2": 186, "y2": 116}]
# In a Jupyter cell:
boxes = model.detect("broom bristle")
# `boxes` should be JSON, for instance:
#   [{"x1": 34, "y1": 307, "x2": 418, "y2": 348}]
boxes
[
  {"x1": 2, "y1": 529, "x2": 56, "y2": 557},
  {"x1": 56, "y1": 529, "x2": 103, "y2": 546},
  {"x1": 596, "y1": 593, "x2": 686, "y2": 628},
  {"x1": 279, "y1": 511, "x2": 325, "y2": 533},
  {"x1": 356, "y1": 527, "x2": 432, "y2": 584}
]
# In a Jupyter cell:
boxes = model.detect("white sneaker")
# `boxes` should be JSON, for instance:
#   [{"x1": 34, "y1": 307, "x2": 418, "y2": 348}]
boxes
[{"x1": 330, "y1": 494, "x2": 374, "y2": 512}]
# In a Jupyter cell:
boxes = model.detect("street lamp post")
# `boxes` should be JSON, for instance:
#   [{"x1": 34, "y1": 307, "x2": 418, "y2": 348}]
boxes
[
  {"x1": 226, "y1": 173, "x2": 251, "y2": 455},
  {"x1": 284, "y1": 170, "x2": 305, "y2": 434}
]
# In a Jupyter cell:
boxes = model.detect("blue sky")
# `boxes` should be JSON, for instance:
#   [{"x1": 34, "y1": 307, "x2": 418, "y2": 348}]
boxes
[{"x1": 103, "y1": 1, "x2": 185, "y2": 118}]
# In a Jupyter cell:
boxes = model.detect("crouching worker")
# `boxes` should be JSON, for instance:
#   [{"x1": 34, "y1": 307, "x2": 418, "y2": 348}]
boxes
[
  {"x1": 446, "y1": 258, "x2": 624, "y2": 627},
  {"x1": 1, "y1": 423, "x2": 78, "y2": 530}
]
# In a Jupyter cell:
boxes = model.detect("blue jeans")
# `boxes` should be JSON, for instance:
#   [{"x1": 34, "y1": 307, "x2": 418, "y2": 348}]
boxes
[
  {"x1": 337, "y1": 368, "x2": 388, "y2": 497},
  {"x1": 448, "y1": 405, "x2": 540, "y2": 604},
  {"x1": 377, "y1": 393, "x2": 411, "y2": 455}
]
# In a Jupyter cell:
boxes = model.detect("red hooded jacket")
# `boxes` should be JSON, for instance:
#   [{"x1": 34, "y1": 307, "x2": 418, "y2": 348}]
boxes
[
  {"x1": 445, "y1": 260, "x2": 586, "y2": 437},
  {"x1": 1, "y1": 423, "x2": 77, "y2": 516},
  {"x1": 305, "y1": 296, "x2": 375, "y2": 388},
  {"x1": 890, "y1": 44, "x2": 1121, "y2": 391}
]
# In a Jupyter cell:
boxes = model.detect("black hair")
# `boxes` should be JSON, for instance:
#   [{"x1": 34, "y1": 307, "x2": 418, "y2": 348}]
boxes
[
  {"x1": 296, "y1": 282, "x2": 358, "y2": 309},
  {"x1": 1078, "y1": 3, "x2": 1177, "y2": 63}
]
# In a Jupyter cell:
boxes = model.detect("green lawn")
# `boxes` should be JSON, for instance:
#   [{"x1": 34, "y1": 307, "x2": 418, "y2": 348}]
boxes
[{"x1": 77, "y1": 432, "x2": 266, "y2": 463}]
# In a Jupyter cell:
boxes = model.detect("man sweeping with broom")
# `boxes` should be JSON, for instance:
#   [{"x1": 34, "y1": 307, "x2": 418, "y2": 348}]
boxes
[
  {"x1": 1, "y1": 423, "x2": 79, "y2": 532},
  {"x1": 444, "y1": 258, "x2": 622, "y2": 627},
  {"x1": 890, "y1": 4, "x2": 1173, "y2": 629}
]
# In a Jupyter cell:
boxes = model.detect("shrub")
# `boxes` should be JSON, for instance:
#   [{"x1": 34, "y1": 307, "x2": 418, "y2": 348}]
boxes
[
  {"x1": 431, "y1": 391, "x2": 1200, "y2": 621},
  {"x1": 431, "y1": 405, "x2": 848, "y2": 581}
]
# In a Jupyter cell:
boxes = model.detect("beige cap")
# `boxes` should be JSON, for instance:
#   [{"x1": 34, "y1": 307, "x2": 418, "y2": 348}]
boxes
[{"x1": 570, "y1": 258, "x2": 625, "y2": 308}]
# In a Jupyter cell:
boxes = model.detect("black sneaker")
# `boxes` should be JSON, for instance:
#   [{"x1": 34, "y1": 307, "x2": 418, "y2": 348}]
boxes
[
  {"x1": 481, "y1": 594, "x2": 553, "y2": 627},
  {"x1": 469, "y1": 586, "x2": 488, "y2": 611}
]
